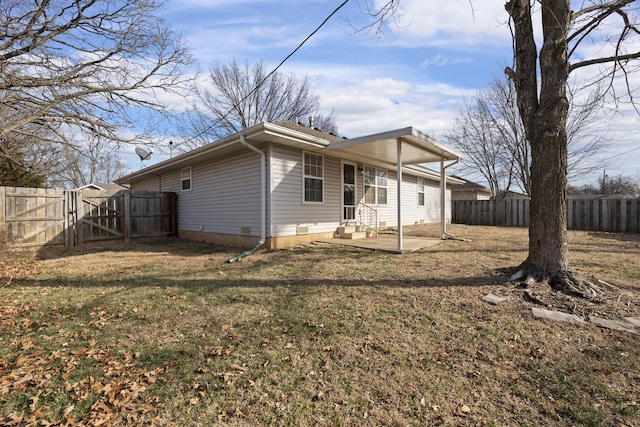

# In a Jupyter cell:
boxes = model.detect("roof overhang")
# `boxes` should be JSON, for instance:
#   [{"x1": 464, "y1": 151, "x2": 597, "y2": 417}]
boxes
[
  {"x1": 117, "y1": 123, "x2": 463, "y2": 185},
  {"x1": 325, "y1": 127, "x2": 463, "y2": 168},
  {"x1": 117, "y1": 122, "x2": 331, "y2": 184}
]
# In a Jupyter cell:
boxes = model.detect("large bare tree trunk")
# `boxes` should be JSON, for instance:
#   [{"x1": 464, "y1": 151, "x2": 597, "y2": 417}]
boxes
[
  {"x1": 526, "y1": 0, "x2": 571, "y2": 279},
  {"x1": 506, "y1": 0, "x2": 602, "y2": 298}
]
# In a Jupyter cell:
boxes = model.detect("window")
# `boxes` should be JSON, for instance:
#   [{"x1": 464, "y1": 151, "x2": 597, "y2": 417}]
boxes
[
  {"x1": 181, "y1": 167, "x2": 191, "y2": 191},
  {"x1": 303, "y1": 152, "x2": 323, "y2": 203},
  {"x1": 417, "y1": 177, "x2": 425, "y2": 206},
  {"x1": 364, "y1": 166, "x2": 387, "y2": 205}
]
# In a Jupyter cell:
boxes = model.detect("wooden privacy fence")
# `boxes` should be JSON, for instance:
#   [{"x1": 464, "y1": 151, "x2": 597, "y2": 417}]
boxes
[
  {"x1": 452, "y1": 198, "x2": 639, "y2": 233},
  {"x1": 1, "y1": 186, "x2": 177, "y2": 248}
]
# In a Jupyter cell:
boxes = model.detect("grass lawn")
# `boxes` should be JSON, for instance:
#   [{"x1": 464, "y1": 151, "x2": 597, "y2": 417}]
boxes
[{"x1": 1, "y1": 225, "x2": 639, "y2": 426}]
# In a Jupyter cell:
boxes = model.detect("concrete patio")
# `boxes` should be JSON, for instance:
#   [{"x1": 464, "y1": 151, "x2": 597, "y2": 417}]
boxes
[{"x1": 318, "y1": 234, "x2": 443, "y2": 254}]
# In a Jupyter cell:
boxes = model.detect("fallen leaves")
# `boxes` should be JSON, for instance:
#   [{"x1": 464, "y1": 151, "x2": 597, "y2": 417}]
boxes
[
  {"x1": 0, "y1": 297, "x2": 170, "y2": 426},
  {"x1": 454, "y1": 403, "x2": 472, "y2": 417},
  {"x1": 1, "y1": 344, "x2": 169, "y2": 426}
]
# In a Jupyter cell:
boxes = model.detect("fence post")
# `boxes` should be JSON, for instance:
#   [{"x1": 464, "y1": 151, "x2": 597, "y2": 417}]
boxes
[
  {"x1": 0, "y1": 187, "x2": 5, "y2": 247},
  {"x1": 65, "y1": 190, "x2": 75, "y2": 247},
  {"x1": 170, "y1": 192, "x2": 178, "y2": 237},
  {"x1": 124, "y1": 192, "x2": 131, "y2": 243},
  {"x1": 567, "y1": 199, "x2": 573, "y2": 230},
  {"x1": 620, "y1": 199, "x2": 627, "y2": 233}
]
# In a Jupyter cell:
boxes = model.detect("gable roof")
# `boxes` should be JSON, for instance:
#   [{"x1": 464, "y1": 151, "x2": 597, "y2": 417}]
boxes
[
  {"x1": 117, "y1": 121, "x2": 463, "y2": 184},
  {"x1": 75, "y1": 183, "x2": 128, "y2": 191},
  {"x1": 272, "y1": 120, "x2": 344, "y2": 142},
  {"x1": 450, "y1": 176, "x2": 491, "y2": 192}
]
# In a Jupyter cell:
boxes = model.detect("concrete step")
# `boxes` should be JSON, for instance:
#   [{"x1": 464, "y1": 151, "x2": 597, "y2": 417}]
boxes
[
  {"x1": 340, "y1": 231, "x2": 368, "y2": 240},
  {"x1": 337, "y1": 226, "x2": 357, "y2": 235}
]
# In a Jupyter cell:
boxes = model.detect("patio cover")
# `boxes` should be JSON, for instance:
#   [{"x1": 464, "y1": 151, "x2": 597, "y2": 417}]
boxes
[{"x1": 326, "y1": 127, "x2": 464, "y2": 251}]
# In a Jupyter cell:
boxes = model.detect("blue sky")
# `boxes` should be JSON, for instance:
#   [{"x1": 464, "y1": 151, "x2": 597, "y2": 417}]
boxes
[{"x1": 132, "y1": 0, "x2": 640, "y2": 186}]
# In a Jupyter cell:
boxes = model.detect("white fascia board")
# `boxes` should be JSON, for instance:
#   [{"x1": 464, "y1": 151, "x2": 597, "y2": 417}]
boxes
[
  {"x1": 118, "y1": 122, "x2": 332, "y2": 184},
  {"x1": 402, "y1": 165, "x2": 464, "y2": 184},
  {"x1": 259, "y1": 122, "x2": 332, "y2": 150}
]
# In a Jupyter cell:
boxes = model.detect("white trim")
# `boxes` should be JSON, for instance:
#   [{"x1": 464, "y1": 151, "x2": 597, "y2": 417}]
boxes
[
  {"x1": 181, "y1": 167, "x2": 192, "y2": 192},
  {"x1": 417, "y1": 177, "x2": 426, "y2": 207},
  {"x1": 302, "y1": 151, "x2": 324, "y2": 204},
  {"x1": 363, "y1": 165, "x2": 388, "y2": 206},
  {"x1": 341, "y1": 160, "x2": 357, "y2": 222}
]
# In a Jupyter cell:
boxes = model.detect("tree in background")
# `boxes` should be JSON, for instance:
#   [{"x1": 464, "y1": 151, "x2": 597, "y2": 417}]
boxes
[
  {"x1": 176, "y1": 59, "x2": 338, "y2": 150},
  {"x1": 360, "y1": 0, "x2": 640, "y2": 299},
  {"x1": 0, "y1": 0, "x2": 192, "y2": 186},
  {"x1": 48, "y1": 139, "x2": 132, "y2": 189},
  {"x1": 446, "y1": 75, "x2": 612, "y2": 198},
  {"x1": 0, "y1": 141, "x2": 47, "y2": 187},
  {"x1": 0, "y1": 122, "x2": 63, "y2": 187}
]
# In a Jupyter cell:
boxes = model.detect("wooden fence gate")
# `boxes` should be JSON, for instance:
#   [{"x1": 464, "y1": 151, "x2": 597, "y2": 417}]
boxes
[{"x1": 1, "y1": 186, "x2": 176, "y2": 248}]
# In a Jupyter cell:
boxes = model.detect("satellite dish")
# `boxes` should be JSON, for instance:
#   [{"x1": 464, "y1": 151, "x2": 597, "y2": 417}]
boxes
[{"x1": 135, "y1": 147, "x2": 152, "y2": 162}]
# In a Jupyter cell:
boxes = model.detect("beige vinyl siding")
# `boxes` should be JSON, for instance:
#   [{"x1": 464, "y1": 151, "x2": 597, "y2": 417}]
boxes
[
  {"x1": 399, "y1": 176, "x2": 443, "y2": 224},
  {"x1": 179, "y1": 152, "x2": 261, "y2": 236},
  {"x1": 358, "y1": 170, "x2": 450, "y2": 227},
  {"x1": 270, "y1": 145, "x2": 341, "y2": 237},
  {"x1": 130, "y1": 175, "x2": 162, "y2": 192},
  {"x1": 129, "y1": 171, "x2": 181, "y2": 193},
  {"x1": 364, "y1": 168, "x2": 397, "y2": 226},
  {"x1": 130, "y1": 150, "x2": 262, "y2": 237}
]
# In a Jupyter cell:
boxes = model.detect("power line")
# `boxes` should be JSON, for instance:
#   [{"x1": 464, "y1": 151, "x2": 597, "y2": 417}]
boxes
[
  {"x1": 180, "y1": 0, "x2": 351, "y2": 147},
  {"x1": 598, "y1": 145, "x2": 640, "y2": 163}
]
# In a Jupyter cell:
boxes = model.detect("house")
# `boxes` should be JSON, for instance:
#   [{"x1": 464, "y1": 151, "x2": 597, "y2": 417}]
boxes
[
  {"x1": 117, "y1": 121, "x2": 464, "y2": 251},
  {"x1": 495, "y1": 189, "x2": 530, "y2": 200},
  {"x1": 450, "y1": 176, "x2": 492, "y2": 200},
  {"x1": 75, "y1": 183, "x2": 129, "y2": 192}
]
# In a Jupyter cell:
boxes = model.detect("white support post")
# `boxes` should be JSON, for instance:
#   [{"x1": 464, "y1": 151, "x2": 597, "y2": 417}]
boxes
[
  {"x1": 397, "y1": 139, "x2": 403, "y2": 251},
  {"x1": 440, "y1": 159, "x2": 446, "y2": 239}
]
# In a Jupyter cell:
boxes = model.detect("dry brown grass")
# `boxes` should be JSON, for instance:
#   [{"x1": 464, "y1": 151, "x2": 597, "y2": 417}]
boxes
[{"x1": 1, "y1": 225, "x2": 639, "y2": 426}]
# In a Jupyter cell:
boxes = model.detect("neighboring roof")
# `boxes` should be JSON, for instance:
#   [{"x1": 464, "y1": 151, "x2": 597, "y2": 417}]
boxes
[
  {"x1": 75, "y1": 183, "x2": 128, "y2": 191},
  {"x1": 450, "y1": 176, "x2": 492, "y2": 193},
  {"x1": 495, "y1": 190, "x2": 530, "y2": 199},
  {"x1": 117, "y1": 121, "x2": 464, "y2": 184}
]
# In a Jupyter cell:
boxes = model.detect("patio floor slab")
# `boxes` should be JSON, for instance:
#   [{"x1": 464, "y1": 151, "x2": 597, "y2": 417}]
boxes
[{"x1": 318, "y1": 234, "x2": 443, "y2": 254}]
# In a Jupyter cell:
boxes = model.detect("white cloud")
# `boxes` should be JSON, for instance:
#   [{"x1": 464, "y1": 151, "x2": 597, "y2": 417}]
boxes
[
  {"x1": 420, "y1": 55, "x2": 474, "y2": 68},
  {"x1": 377, "y1": 0, "x2": 512, "y2": 47}
]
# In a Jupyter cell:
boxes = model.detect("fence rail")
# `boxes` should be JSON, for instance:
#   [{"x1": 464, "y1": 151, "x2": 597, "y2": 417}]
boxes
[
  {"x1": 452, "y1": 198, "x2": 639, "y2": 233},
  {"x1": 1, "y1": 186, "x2": 177, "y2": 248}
]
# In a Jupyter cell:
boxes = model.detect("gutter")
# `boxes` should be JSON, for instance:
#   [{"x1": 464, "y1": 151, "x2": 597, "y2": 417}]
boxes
[{"x1": 227, "y1": 134, "x2": 266, "y2": 262}]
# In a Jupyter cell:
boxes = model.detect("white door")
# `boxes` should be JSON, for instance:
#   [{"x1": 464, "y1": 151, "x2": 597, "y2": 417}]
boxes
[{"x1": 342, "y1": 162, "x2": 356, "y2": 222}]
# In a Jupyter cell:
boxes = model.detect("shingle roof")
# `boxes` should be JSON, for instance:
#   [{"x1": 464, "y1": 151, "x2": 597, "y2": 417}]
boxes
[
  {"x1": 272, "y1": 120, "x2": 344, "y2": 143},
  {"x1": 449, "y1": 175, "x2": 490, "y2": 191}
]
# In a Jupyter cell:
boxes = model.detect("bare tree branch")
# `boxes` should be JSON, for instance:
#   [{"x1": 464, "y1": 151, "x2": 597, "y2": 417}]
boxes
[
  {"x1": 0, "y1": 0, "x2": 193, "y2": 151},
  {"x1": 175, "y1": 59, "x2": 337, "y2": 151}
]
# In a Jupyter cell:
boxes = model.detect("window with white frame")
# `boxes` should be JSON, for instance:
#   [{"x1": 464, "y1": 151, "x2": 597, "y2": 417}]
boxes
[
  {"x1": 364, "y1": 165, "x2": 387, "y2": 205},
  {"x1": 181, "y1": 167, "x2": 192, "y2": 191},
  {"x1": 417, "y1": 177, "x2": 425, "y2": 206},
  {"x1": 303, "y1": 152, "x2": 323, "y2": 203}
]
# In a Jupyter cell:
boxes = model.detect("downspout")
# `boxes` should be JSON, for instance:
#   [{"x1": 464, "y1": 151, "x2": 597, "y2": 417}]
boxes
[
  {"x1": 440, "y1": 158, "x2": 460, "y2": 239},
  {"x1": 226, "y1": 134, "x2": 266, "y2": 263}
]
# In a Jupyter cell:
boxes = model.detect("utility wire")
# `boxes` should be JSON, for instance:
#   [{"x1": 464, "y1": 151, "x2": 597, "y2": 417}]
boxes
[
  {"x1": 598, "y1": 145, "x2": 640, "y2": 162},
  {"x1": 180, "y1": 0, "x2": 351, "y2": 147}
]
